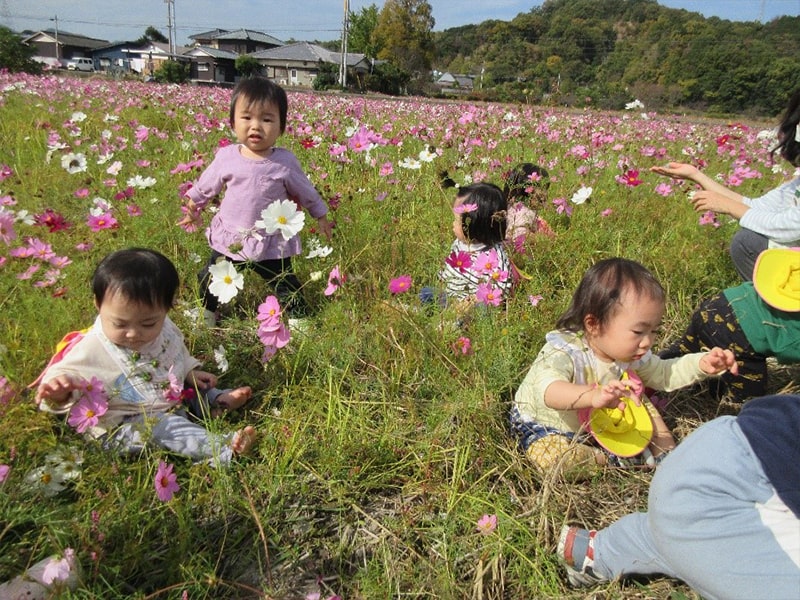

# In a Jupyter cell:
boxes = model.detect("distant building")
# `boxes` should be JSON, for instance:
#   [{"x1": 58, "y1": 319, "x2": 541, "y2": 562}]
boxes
[
  {"x1": 250, "y1": 42, "x2": 372, "y2": 87},
  {"x1": 435, "y1": 72, "x2": 475, "y2": 95},
  {"x1": 23, "y1": 29, "x2": 109, "y2": 68},
  {"x1": 188, "y1": 29, "x2": 283, "y2": 55}
]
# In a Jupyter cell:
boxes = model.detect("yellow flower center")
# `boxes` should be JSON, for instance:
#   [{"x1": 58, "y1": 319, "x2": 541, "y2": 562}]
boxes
[
  {"x1": 85, "y1": 409, "x2": 96, "y2": 418},
  {"x1": 277, "y1": 216, "x2": 287, "y2": 224},
  {"x1": 224, "y1": 275, "x2": 232, "y2": 284}
]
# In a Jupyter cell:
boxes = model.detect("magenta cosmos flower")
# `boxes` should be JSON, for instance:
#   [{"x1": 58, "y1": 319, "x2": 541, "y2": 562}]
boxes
[
  {"x1": 389, "y1": 274, "x2": 412, "y2": 295},
  {"x1": 67, "y1": 377, "x2": 108, "y2": 433},
  {"x1": 476, "y1": 514, "x2": 498, "y2": 535},
  {"x1": 154, "y1": 460, "x2": 180, "y2": 502},
  {"x1": 445, "y1": 250, "x2": 472, "y2": 273}
]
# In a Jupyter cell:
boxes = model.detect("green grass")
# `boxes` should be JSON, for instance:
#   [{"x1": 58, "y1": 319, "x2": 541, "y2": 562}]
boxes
[{"x1": 0, "y1": 71, "x2": 796, "y2": 598}]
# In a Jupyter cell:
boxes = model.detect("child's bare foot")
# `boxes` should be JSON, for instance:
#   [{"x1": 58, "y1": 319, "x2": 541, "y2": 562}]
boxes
[
  {"x1": 217, "y1": 386, "x2": 252, "y2": 411},
  {"x1": 231, "y1": 425, "x2": 257, "y2": 455}
]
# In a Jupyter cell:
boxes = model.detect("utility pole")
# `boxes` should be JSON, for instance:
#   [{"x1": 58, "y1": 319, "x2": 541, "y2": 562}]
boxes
[
  {"x1": 339, "y1": 0, "x2": 349, "y2": 88},
  {"x1": 50, "y1": 15, "x2": 59, "y2": 62},
  {"x1": 164, "y1": 0, "x2": 176, "y2": 56}
]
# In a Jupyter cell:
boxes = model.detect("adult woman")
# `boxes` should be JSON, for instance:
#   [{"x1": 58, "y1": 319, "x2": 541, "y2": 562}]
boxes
[{"x1": 652, "y1": 90, "x2": 800, "y2": 281}]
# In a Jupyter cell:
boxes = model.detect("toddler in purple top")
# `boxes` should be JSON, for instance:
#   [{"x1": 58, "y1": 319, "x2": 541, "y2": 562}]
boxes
[{"x1": 179, "y1": 77, "x2": 332, "y2": 325}]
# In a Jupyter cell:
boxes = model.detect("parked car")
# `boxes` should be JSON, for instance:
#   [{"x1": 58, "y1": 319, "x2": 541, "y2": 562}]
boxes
[{"x1": 66, "y1": 58, "x2": 94, "y2": 72}]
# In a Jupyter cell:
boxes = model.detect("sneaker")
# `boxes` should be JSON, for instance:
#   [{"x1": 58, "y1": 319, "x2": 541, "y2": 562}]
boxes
[{"x1": 557, "y1": 525, "x2": 609, "y2": 587}]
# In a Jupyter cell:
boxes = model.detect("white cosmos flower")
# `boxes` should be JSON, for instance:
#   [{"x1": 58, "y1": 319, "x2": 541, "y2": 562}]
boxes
[
  {"x1": 208, "y1": 259, "x2": 244, "y2": 304},
  {"x1": 213, "y1": 345, "x2": 229, "y2": 373},
  {"x1": 399, "y1": 157, "x2": 421, "y2": 170},
  {"x1": 106, "y1": 161, "x2": 123, "y2": 175},
  {"x1": 70, "y1": 111, "x2": 87, "y2": 122},
  {"x1": 625, "y1": 99, "x2": 644, "y2": 110},
  {"x1": 306, "y1": 237, "x2": 333, "y2": 259},
  {"x1": 571, "y1": 185, "x2": 593, "y2": 205},
  {"x1": 61, "y1": 152, "x2": 87, "y2": 174},
  {"x1": 127, "y1": 175, "x2": 156, "y2": 189},
  {"x1": 418, "y1": 147, "x2": 436, "y2": 162},
  {"x1": 255, "y1": 199, "x2": 305, "y2": 241},
  {"x1": 103, "y1": 113, "x2": 119, "y2": 122},
  {"x1": 25, "y1": 464, "x2": 68, "y2": 497},
  {"x1": 309, "y1": 270, "x2": 323, "y2": 282}
]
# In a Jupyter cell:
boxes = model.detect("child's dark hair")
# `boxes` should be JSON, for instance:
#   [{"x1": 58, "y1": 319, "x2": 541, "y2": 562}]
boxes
[
  {"x1": 503, "y1": 162, "x2": 550, "y2": 204},
  {"x1": 93, "y1": 248, "x2": 179, "y2": 310},
  {"x1": 229, "y1": 77, "x2": 288, "y2": 133},
  {"x1": 773, "y1": 90, "x2": 800, "y2": 167},
  {"x1": 457, "y1": 182, "x2": 507, "y2": 245},
  {"x1": 556, "y1": 258, "x2": 665, "y2": 332}
]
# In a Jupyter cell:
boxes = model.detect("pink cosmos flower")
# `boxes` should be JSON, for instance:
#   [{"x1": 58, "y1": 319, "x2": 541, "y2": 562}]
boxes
[
  {"x1": 553, "y1": 197, "x2": 572, "y2": 216},
  {"x1": 17, "y1": 264, "x2": 41, "y2": 280},
  {"x1": 163, "y1": 366, "x2": 184, "y2": 402},
  {"x1": 74, "y1": 188, "x2": 90, "y2": 198},
  {"x1": 453, "y1": 203, "x2": 478, "y2": 215},
  {"x1": 0, "y1": 211, "x2": 16, "y2": 245},
  {"x1": 654, "y1": 182, "x2": 673, "y2": 197},
  {"x1": 86, "y1": 212, "x2": 119, "y2": 232},
  {"x1": 67, "y1": 383, "x2": 109, "y2": 433},
  {"x1": 474, "y1": 249, "x2": 499, "y2": 274},
  {"x1": 257, "y1": 295, "x2": 283, "y2": 325},
  {"x1": 389, "y1": 274, "x2": 412, "y2": 295},
  {"x1": 154, "y1": 460, "x2": 180, "y2": 502},
  {"x1": 452, "y1": 336, "x2": 473, "y2": 355},
  {"x1": 379, "y1": 162, "x2": 394, "y2": 177},
  {"x1": 475, "y1": 282, "x2": 502, "y2": 306},
  {"x1": 528, "y1": 294, "x2": 543, "y2": 307},
  {"x1": 601, "y1": 208, "x2": 613, "y2": 217},
  {"x1": 0, "y1": 164, "x2": 13, "y2": 181},
  {"x1": 324, "y1": 265, "x2": 344, "y2": 296},
  {"x1": 0, "y1": 464, "x2": 9, "y2": 483},
  {"x1": 699, "y1": 211, "x2": 720, "y2": 227},
  {"x1": 476, "y1": 514, "x2": 498, "y2": 535},
  {"x1": 445, "y1": 250, "x2": 472, "y2": 273},
  {"x1": 75, "y1": 242, "x2": 93, "y2": 251},
  {"x1": 126, "y1": 204, "x2": 142, "y2": 216},
  {"x1": 28, "y1": 237, "x2": 55, "y2": 260}
]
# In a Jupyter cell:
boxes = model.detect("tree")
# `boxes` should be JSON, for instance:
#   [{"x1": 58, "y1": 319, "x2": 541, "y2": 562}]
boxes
[
  {"x1": 0, "y1": 26, "x2": 43, "y2": 74},
  {"x1": 153, "y1": 60, "x2": 188, "y2": 84},
  {"x1": 235, "y1": 55, "x2": 262, "y2": 78},
  {"x1": 135, "y1": 26, "x2": 168, "y2": 46},
  {"x1": 349, "y1": 4, "x2": 380, "y2": 57},
  {"x1": 373, "y1": 0, "x2": 435, "y2": 92}
]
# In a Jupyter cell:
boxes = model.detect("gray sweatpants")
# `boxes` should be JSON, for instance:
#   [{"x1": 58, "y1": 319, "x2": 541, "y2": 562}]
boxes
[
  {"x1": 593, "y1": 416, "x2": 800, "y2": 600},
  {"x1": 104, "y1": 388, "x2": 235, "y2": 465}
]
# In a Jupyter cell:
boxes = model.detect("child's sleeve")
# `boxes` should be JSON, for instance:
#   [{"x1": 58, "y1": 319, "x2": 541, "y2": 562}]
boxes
[
  {"x1": 283, "y1": 154, "x2": 328, "y2": 219},
  {"x1": 514, "y1": 343, "x2": 574, "y2": 416},
  {"x1": 636, "y1": 352, "x2": 706, "y2": 391}
]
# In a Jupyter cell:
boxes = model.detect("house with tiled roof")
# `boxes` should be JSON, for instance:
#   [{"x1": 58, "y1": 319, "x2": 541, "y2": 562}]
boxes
[
  {"x1": 23, "y1": 29, "x2": 109, "y2": 68},
  {"x1": 249, "y1": 42, "x2": 372, "y2": 87},
  {"x1": 184, "y1": 46, "x2": 240, "y2": 83},
  {"x1": 188, "y1": 29, "x2": 283, "y2": 55}
]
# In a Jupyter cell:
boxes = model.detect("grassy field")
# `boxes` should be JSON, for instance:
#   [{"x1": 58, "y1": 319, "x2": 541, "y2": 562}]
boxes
[{"x1": 0, "y1": 71, "x2": 796, "y2": 599}]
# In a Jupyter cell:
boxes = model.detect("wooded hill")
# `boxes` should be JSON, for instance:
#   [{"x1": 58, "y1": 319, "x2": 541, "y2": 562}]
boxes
[{"x1": 431, "y1": 0, "x2": 800, "y2": 116}]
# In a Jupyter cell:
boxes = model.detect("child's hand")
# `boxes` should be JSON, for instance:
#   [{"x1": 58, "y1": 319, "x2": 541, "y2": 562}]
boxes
[
  {"x1": 593, "y1": 380, "x2": 641, "y2": 412},
  {"x1": 700, "y1": 347, "x2": 738, "y2": 376},
  {"x1": 35, "y1": 374, "x2": 84, "y2": 406},
  {"x1": 316, "y1": 215, "x2": 333, "y2": 241},
  {"x1": 177, "y1": 201, "x2": 202, "y2": 232},
  {"x1": 188, "y1": 370, "x2": 217, "y2": 391}
]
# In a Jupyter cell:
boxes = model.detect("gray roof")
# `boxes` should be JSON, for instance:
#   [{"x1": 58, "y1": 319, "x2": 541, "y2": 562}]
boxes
[
  {"x1": 191, "y1": 28, "x2": 284, "y2": 46},
  {"x1": 250, "y1": 42, "x2": 365, "y2": 66},
  {"x1": 185, "y1": 46, "x2": 239, "y2": 60},
  {"x1": 24, "y1": 29, "x2": 109, "y2": 49}
]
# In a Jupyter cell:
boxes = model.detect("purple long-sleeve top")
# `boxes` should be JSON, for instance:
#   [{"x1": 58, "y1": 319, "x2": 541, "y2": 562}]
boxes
[{"x1": 186, "y1": 144, "x2": 328, "y2": 261}]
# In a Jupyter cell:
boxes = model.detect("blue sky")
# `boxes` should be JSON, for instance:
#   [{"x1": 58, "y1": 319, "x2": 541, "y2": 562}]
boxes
[{"x1": 3, "y1": 0, "x2": 798, "y2": 45}]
